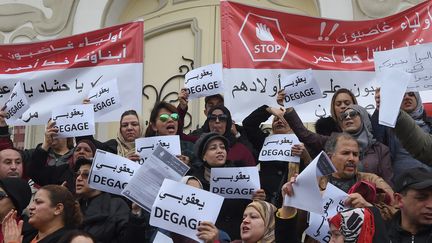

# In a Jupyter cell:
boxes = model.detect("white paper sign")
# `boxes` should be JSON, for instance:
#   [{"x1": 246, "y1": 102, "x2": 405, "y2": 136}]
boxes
[
  {"x1": 122, "y1": 146, "x2": 190, "y2": 212},
  {"x1": 378, "y1": 70, "x2": 410, "y2": 127},
  {"x1": 4, "y1": 82, "x2": 30, "y2": 124},
  {"x1": 88, "y1": 149, "x2": 141, "y2": 195},
  {"x1": 258, "y1": 134, "x2": 301, "y2": 162},
  {"x1": 210, "y1": 167, "x2": 260, "y2": 199},
  {"x1": 284, "y1": 151, "x2": 336, "y2": 214},
  {"x1": 184, "y1": 63, "x2": 223, "y2": 99},
  {"x1": 150, "y1": 179, "x2": 224, "y2": 242},
  {"x1": 282, "y1": 69, "x2": 322, "y2": 107},
  {"x1": 51, "y1": 104, "x2": 95, "y2": 138},
  {"x1": 135, "y1": 135, "x2": 181, "y2": 164},
  {"x1": 374, "y1": 42, "x2": 432, "y2": 91},
  {"x1": 305, "y1": 212, "x2": 331, "y2": 243},
  {"x1": 305, "y1": 183, "x2": 347, "y2": 243},
  {"x1": 87, "y1": 78, "x2": 121, "y2": 117}
]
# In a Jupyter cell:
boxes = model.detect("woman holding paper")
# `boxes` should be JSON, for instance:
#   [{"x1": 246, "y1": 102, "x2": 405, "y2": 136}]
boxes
[
  {"x1": 196, "y1": 185, "x2": 299, "y2": 243},
  {"x1": 280, "y1": 90, "x2": 393, "y2": 186},
  {"x1": 144, "y1": 101, "x2": 195, "y2": 165},
  {"x1": 192, "y1": 132, "x2": 266, "y2": 240},
  {"x1": 76, "y1": 109, "x2": 143, "y2": 160}
]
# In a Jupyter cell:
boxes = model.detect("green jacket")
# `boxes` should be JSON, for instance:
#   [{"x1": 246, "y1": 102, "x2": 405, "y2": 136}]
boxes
[{"x1": 394, "y1": 110, "x2": 432, "y2": 166}]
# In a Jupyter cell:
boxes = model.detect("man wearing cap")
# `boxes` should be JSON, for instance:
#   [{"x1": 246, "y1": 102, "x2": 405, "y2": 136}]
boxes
[
  {"x1": 387, "y1": 167, "x2": 432, "y2": 242},
  {"x1": 0, "y1": 177, "x2": 32, "y2": 242}
]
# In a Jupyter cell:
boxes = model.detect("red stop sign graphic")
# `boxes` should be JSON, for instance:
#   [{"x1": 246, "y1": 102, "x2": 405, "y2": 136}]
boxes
[{"x1": 238, "y1": 13, "x2": 289, "y2": 62}]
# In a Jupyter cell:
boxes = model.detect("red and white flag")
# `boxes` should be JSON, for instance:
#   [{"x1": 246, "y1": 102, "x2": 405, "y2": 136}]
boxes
[
  {"x1": 0, "y1": 21, "x2": 143, "y2": 125},
  {"x1": 221, "y1": 1, "x2": 432, "y2": 122}
]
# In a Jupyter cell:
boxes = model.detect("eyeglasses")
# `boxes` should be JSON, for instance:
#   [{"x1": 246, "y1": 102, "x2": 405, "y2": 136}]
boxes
[
  {"x1": 159, "y1": 113, "x2": 179, "y2": 122},
  {"x1": 208, "y1": 114, "x2": 228, "y2": 122},
  {"x1": 340, "y1": 110, "x2": 359, "y2": 121},
  {"x1": 75, "y1": 171, "x2": 90, "y2": 179},
  {"x1": 0, "y1": 191, "x2": 8, "y2": 200}
]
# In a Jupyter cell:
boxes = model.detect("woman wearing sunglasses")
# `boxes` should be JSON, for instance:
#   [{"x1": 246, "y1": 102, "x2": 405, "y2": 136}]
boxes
[
  {"x1": 76, "y1": 109, "x2": 143, "y2": 160},
  {"x1": 200, "y1": 105, "x2": 256, "y2": 167},
  {"x1": 144, "y1": 101, "x2": 195, "y2": 165},
  {"x1": 283, "y1": 103, "x2": 393, "y2": 186}
]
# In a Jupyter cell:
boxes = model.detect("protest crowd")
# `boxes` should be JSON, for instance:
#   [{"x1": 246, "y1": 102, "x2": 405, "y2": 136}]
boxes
[
  {"x1": 1, "y1": 2, "x2": 432, "y2": 243},
  {"x1": 0, "y1": 83, "x2": 430, "y2": 243}
]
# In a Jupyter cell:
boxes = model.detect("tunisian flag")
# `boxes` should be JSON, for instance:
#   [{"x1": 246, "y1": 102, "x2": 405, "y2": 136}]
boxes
[
  {"x1": 221, "y1": 1, "x2": 432, "y2": 122},
  {"x1": 0, "y1": 21, "x2": 143, "y2": 125}
]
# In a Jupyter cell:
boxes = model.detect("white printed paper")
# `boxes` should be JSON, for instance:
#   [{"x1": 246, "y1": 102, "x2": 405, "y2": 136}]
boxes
[
  {"x1": 282, "y1": 69, "x2": 322, "y2": 107},
  {"x1": 4, "y1": 82, "x2": 30, "y2": 124},
  {"x1": 185, "y1": 63, "x2": 223, "y2": 99},
  {"x1": 374, "y1": 42, "x2": 432, "y2": 91},
  {"x1": 378, "y1": 70, "x2": 410, "y2": 127},
  {"x1": 88, "y1": 149, "x2": 141, "y2": 195},
  {"x1": 150, "y1": 179, "x2": 224, "y2": 242},
  {"x1": 51, "y1": 104, "x2": 95, "y2": 138},
  {"x1": 305, "y1": 212, "x2": 331, "y2": 243},
  {"x1": 135, "y1": 135, "x2": 181, "y2": 164},
  {"x1": 87, "y1": 78, "x2": 121, "y2": 117},
  {"x1": 283, "y1": 151, "x2": 336, "y2": 214},
  {"x1": 259, "y1": 134, "x2": 301, "y2": 162},
  {"x1": 210, "y1": 167, "x2": 260, "y2": 199},
  {"x1": 122, "y1": 146, "x2": 190, "y2": 212}
]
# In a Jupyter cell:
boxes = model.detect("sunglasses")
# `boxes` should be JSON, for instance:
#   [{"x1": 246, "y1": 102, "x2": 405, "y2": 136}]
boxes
[
  {"x1": 75, "y1": 171, "x2": 90, "y2": 179},
  {"x1": 0, "y1": 191, "x2": 8, "y2": 200},
  {"x1": 159, "y1": 113, "x2": 179, "y2": 122},
  {"x1": 208, "y1": 114, "x2": 228, "y2": 122},
  {"x1": 340, "y1": 110, "x2": 360, "y2": 121}
]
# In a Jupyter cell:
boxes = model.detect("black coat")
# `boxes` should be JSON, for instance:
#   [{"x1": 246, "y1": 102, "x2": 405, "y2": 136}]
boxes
[{"x1": 80, "y1": 192, "x2": 147, "y2": 243}]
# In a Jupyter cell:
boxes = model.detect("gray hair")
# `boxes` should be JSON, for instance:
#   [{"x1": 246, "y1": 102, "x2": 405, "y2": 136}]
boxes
[{"x1": 324, "y1": 132, "x2": 359, "y2": 155}]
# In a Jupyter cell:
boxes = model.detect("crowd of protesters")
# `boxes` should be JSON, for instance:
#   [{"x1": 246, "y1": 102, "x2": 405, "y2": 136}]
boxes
[{"x1": 0, "y1": 86, "x2": 429, "y2": 243}]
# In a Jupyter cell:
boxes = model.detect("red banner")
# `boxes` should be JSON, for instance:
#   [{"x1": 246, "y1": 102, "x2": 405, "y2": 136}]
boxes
[
  {"x1": 0, "y1": 22, "x2": 143, "y2": 74},
  {"x1": 0, "y1": 22, "x2": 143, "y2": 125},
  {"x1": 222, "y1": 0, "x2": 432, "y2": 70}
]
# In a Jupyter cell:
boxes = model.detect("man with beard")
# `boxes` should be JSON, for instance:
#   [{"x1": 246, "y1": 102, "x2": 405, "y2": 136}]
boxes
[{"x1": 320, "y1": 133, "x2": 396, "y2": 220}]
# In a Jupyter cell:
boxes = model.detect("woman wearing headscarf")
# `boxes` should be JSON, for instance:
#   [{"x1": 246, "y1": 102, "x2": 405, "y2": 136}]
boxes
[
  {"x1": 315, "y1": 88, "x2": 358, "y2": 135},
  {"x1": 192, "y1": 132, "x2": 265, "y2": 240},
  {"x1": 371, "y1": 89, "x2": 432, "y2": 181},
  {"x1": 196, "y1": 196, "x2": 299, "y2": 242},
  {"x1": 283, "y1": 102, "x2": 393, "y2": 185},
  {"x1": 76, "y1": 110, "x2": 143, "y2": 159}
]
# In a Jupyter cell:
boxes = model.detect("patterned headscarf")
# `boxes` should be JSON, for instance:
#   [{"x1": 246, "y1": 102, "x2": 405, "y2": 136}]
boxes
[
  {"x1": 116, "y1": 113, "x2": 144, "y2": 158},
  {"x1": 246, "y1": 200, "x2": 277, "y2": 243},
  {"x1": 329, "y1": 208, "x2": 375, "y2": 243}
]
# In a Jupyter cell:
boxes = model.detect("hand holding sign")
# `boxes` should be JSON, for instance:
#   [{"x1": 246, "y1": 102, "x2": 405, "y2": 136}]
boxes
[
  {"x1": 51, "y1": 104, "x2": 95, "y2": 138},
  {"x1": 4, "y1": 82, "x2": 30, "y2": 125}
]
